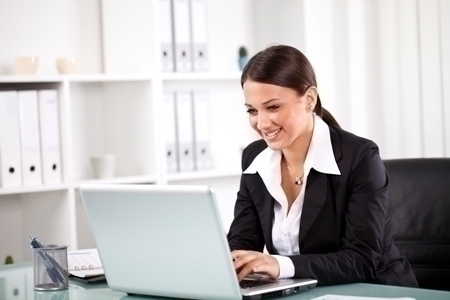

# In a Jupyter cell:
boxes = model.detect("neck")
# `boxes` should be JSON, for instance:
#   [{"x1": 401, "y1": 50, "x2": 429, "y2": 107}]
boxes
[{"x1": 282, "y1": 116, "x2": 315, "y2": 168}]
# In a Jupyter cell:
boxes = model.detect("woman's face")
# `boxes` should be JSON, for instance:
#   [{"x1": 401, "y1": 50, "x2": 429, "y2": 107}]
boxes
[{"x1": 243, "y1": 80, "x2": 315, "y2": 151}]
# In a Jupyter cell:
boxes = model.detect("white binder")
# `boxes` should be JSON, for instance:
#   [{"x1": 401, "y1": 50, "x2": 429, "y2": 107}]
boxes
[
  {"x1": 175, "y1": 91, "x2": 195, "y2": 171},
  {"x1": 38, "y1": 90, "x2": 63, "y2": 184},
  {"x1": 173, "y1": 0, "x2": 192, "y2": 71},
  {"x1": 18, "y1": 90, "x2": 43, "y2": 186},
  {"x1": 192, "y1": 91, "x2": 212, "y2": 170},
  {"x1": 164, "y1": 91, "x2": 179, "y2": 172},
  {"x1": 158, "y1": 0, "x2": 175, "y2": 72},
  {"x1": 189, "y1": 0, "x2": 209, "y2": 71},
  {"x1": 0, "y1": 91, "x2": 23, "y2": 188}
]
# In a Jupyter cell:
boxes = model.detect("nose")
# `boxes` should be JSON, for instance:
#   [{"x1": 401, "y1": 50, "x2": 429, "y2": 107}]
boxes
[{"x1": 256, "y1": 112, "x2": 271, "y2": 131}]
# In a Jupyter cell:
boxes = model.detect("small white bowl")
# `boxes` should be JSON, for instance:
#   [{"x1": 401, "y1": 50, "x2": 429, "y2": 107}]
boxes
[
  {"x1": 14, "y1": 56, "x2": 39, "y2": 75},
  {"x1": 56, "y1": 56, "x2": 77, "y2": 74}
]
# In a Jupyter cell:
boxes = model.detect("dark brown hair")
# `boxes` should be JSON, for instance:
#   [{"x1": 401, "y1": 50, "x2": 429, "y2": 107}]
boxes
[{"x1": 241, "y1": 45, "x2": 340, "y2": 128}]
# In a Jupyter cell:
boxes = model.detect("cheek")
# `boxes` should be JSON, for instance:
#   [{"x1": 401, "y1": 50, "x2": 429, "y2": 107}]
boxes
[
  {"x1": 285, "y1": 114, "x2": 299, "y2": 126},
  {"x1": 284, "y1": 109, "x2": 305, "y2": 131},
  {"x1": 249, "y1": 116, "x2": 261, "y2": 133},
  {"x1": 278, "y1": 110, "x2": 294, "y2": 125},
  {"x1": 249, "y1": 116, "x2": 257, "y2": 129}
]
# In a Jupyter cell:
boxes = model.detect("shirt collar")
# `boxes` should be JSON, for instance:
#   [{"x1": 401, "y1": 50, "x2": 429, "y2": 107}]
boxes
[{"x1": 243, "y1": 114, "x2": 341, "y2": 176}]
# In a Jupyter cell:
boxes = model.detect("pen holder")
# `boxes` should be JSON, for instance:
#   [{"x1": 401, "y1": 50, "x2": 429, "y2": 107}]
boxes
[
  {"x1": 32, "y1": 245, "x2": 69, "y2": 291},
  {"x1": 34, "y1": 289, "x2": 69, "y2": 300}
]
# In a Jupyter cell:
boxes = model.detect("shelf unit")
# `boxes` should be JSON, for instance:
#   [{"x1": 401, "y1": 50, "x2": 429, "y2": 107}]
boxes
[
  {"x1": 0, "y1": 0, "x2": 268, "y2": 264},
  {"x1": 0, "y1": 71, "x2": 253, "y2": 260}
]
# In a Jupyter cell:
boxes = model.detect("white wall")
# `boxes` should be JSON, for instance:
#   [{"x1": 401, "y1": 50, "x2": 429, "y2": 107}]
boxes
[
  {"x1": 299, "y1": 0, "x2": 450, "y2": 159},
  {"x1": 0, "y1": 196, "x2": 23, "y2": 264},
  {"x1": 0, "y1": 0, "x2": 102, "y2": 75},
  {"x1": 252, "y1": 0, "x2": 304, "y2": 51}
]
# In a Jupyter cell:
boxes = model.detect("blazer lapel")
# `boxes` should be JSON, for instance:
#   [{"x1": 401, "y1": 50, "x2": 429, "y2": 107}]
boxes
[
  {"x1": 298, "y1": 169, "x2": 328, "y2": 244},
  {"x1": 253, "y1": 182, "x2": 275, "y2": 253},
  {"x1": 298, "y1": 126, "x2": 342, "y2": 245}
]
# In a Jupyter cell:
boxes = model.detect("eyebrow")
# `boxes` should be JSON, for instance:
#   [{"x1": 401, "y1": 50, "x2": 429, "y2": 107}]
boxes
[{"x1": 245, "y1": 98, "x2": 280, "y2": 107}]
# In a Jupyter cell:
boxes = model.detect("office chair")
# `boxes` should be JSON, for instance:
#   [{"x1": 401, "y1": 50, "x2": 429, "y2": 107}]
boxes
[{"x1": 384, "y1": 158, "x2": 450, "y2": 291}]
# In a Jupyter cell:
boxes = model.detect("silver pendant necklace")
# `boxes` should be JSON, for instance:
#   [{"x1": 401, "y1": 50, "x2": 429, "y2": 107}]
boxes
[{"x1": 285, "y1": 159, "x2": 304, "y2": 186}]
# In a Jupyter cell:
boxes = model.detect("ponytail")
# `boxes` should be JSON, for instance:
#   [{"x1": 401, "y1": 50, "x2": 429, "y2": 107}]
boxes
[{"x1": 314, "y1": 95, "x2": 341, "y2": 128}]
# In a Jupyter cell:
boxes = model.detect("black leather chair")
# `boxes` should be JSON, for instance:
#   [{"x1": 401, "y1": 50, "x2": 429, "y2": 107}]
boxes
[{"x1": 384, "y1": 158, "x2": 450, "y2": 291}]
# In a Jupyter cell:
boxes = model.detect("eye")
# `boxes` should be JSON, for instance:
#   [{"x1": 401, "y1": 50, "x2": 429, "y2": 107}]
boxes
[
  {"x1": 246, "y1": 108, "x2": 257, "y2": 116},
  {"x1": 267, "y1": 105, "x2": 280, "y2": 111}
]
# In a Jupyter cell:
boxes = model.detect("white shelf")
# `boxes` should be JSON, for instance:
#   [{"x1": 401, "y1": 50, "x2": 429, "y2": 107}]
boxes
[
  {"x1": 74, "y1": 175, "x2": 158, "y2": 188},
  {"x1": 161, "y1": 71, "x2": 242, "y2": 81},
  {"x1": 0, "y1": 75, "x2": 63, "y2": 83},
  {"x1": 0, "y1": 72, "x2": 240, "y2": 85},
  {"x1": 0, "y1": 73, "x2": 154, "y2": 84},
  {"x1": 66, "y1": 73, "x2": 154, "y2": 82},
  {"x1": 167, "y1": 168, "x2": 241, "y2": 182},
  {"x1": 0, "y1": 184, "x2": 70, "y2": 195}
]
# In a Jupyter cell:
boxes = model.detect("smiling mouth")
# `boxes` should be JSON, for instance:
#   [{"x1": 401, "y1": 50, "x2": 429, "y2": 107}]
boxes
[{"x1": 264, "y1": 128, "x2": 281, "y2": 139}]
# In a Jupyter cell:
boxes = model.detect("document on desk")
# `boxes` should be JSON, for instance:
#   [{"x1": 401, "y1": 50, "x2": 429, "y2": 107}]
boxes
[
  {"x1": 311, "y1": 295, "x2": 415, "y2": 300},
  {"x1": 67, "y1": 248, "x2": 104, "y2": 279}
]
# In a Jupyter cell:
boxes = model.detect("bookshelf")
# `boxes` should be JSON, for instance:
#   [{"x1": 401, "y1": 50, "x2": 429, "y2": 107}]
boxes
[{"x1": 0, "y1": 0, "x2": 262, "y2": 263}]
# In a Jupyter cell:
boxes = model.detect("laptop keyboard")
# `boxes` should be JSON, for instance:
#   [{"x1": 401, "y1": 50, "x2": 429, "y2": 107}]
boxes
[{"x1": 240, "y1": 279, "x2": 271, "y2": 289}]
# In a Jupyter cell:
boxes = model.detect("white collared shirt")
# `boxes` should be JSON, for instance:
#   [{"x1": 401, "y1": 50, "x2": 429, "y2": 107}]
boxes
[{"x1": 243, "y1": 114, "x2": 341, "y2": 278}]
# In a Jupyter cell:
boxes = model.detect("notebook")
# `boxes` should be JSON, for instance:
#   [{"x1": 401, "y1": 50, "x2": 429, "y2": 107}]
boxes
[
  {"x1": 79, "y1": 184, "x2": 317, "y2": 300},
  {"x1": 67, "y1": 248, "x2": 106, "y2": 282}
]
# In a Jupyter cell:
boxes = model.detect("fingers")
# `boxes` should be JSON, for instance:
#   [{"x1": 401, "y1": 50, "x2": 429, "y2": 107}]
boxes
[
  {"x1": 231, "y1": 250, "x2": 280, "y2": 281},
  {"x1": 237, "y1": 260, "x2": 259, "y2": 281},
  {"x1": 232, "y1": 251, "x2": 258, "y2": 270},
  {"x1": 231, "y1": 250, "x2": 248, "y2": 261}
]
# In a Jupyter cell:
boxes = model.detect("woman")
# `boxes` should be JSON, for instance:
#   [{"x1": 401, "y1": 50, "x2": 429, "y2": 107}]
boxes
[{"x1": 227, "y1": 45, "x2": 418, "y2": 287}]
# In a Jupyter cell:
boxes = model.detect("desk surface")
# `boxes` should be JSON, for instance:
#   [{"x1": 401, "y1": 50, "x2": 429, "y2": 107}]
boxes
[{"x1": 1, "y1": 262, "x2": 449, "y2": 300}]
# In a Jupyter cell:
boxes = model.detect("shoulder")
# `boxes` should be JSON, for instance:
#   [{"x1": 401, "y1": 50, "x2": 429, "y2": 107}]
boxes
[
  {"x1": 330, "y1": 126, "x2": 380, "y2": 157},
  {"x1": 330, "y1": 126, "x2": 384, "y2": 181},
  {"x1": 329, "y1": 126, "x2": 383, "y2": 174},
  {"x1": 331, "y1": 126, "x2": 377, "y2": 147},
  {"x1": 241, "y1": 139, "x2": 268, "y2": 170}
]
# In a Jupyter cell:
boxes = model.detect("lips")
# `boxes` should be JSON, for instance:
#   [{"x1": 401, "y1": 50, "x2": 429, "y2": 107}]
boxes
[{"x1": 263, "y1": 128, "x2": 281, "y2": 140}]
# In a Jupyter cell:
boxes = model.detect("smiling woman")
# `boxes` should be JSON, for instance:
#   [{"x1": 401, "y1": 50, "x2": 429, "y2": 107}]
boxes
[
  {"x1": 243, "y1": 81, "x2": 315, "y2": 153},
  {"x1": 227, "y1": 45, "x2": 419, "y2": 288}
]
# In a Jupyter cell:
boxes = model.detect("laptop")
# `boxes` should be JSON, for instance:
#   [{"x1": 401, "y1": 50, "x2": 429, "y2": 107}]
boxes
[{"x1": 79, "y1": 184, "x2": 317, "y2": 300}]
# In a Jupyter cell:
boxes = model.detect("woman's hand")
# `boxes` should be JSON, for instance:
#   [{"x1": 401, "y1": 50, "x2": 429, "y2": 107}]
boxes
[{"x1": 231, "y1": 250, "x2": 280, "y2": 281}]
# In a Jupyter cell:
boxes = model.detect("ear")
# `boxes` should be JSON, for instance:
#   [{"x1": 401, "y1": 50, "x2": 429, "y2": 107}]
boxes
[{"x1": 304, "y1": 86, "x2": 318, "y2": 110}]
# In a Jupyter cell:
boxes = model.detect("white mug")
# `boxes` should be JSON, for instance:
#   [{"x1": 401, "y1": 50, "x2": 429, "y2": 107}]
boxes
[{"x1": 90, "y1": 155, "x2": 116, "y2": 179}]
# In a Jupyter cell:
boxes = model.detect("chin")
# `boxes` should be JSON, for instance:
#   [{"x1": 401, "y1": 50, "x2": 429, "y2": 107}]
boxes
[{"x1": 264, "y1": 140, "x2": 285, "y2": 151}]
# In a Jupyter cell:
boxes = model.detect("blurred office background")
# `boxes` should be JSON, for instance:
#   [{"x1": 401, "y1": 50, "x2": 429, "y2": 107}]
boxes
[
  {"x1": 0, "y1": 0, "x2": 448, "y2": 263},
  {"x1": 1, "y1": 0, "x2": 448, "y2": 157}
]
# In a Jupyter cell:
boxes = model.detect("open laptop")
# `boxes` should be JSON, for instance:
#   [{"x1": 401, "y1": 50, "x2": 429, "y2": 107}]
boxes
[{"x1": 79, "y1": 184, "x2": 317, "y2": 300}]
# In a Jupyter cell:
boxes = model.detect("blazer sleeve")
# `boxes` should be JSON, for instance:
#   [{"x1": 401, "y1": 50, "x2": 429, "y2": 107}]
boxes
[
  {"x1": 227, "y1": 141, "x2": 266, "y2": 252},
  {"x1": 289, "y1": 141, "x2": 389, "y2": 285}
]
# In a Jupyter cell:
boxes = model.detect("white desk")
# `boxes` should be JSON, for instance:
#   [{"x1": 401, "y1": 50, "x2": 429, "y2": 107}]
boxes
[{"x1": 1, "y1": 262, "x2": 449, "y2": 300}]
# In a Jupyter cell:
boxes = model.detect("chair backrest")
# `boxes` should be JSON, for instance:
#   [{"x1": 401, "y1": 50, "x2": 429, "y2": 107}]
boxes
[{"x1": 384, "y1": 158, "x2": 450, "y2": 291}]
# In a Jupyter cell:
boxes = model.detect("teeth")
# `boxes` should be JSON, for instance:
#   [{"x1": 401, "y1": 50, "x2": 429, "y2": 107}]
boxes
[{"x1": 266, "y1": 129, "x2": 280, "y2": 137}]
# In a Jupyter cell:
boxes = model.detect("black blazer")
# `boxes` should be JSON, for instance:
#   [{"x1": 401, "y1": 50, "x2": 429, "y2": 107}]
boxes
[{"x1": 227, "y1": 125, "x2": 418, "y2": 287}]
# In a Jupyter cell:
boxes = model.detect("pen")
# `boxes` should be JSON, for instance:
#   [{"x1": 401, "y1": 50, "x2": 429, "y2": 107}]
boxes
[{"x1": 29, "y1": 236, "x2": 66, "y2": 286}]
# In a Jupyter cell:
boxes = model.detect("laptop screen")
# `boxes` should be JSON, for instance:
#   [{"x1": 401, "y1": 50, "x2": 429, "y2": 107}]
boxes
[{"x1": 80, "y1": 184, "x2": 242, "y2": 299}]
